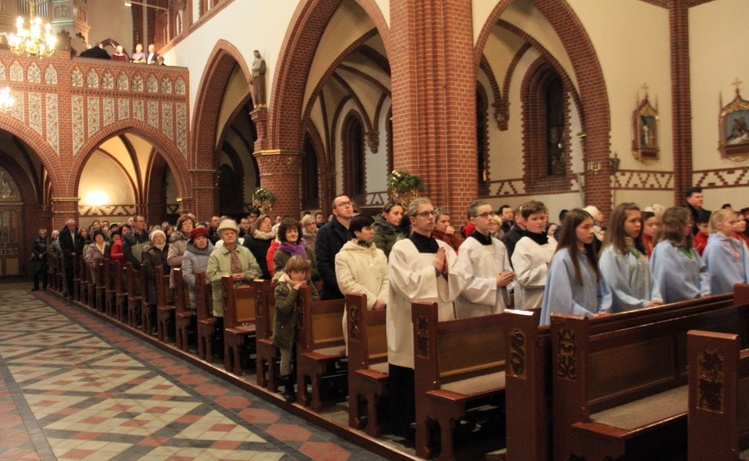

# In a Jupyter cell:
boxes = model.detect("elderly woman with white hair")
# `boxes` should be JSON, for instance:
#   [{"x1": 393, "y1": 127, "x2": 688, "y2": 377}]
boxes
[
  {"x1": 142, "y1": 228, "x2": 170, "y2": 333},
  {"x1": 300, "y1": 214, "x2": 318, "y2": 253}
]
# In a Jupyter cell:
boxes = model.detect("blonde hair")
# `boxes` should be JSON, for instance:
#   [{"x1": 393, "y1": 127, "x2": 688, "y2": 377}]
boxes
[{"x1": 709, "y1": 208, "x2": 734, "y2": 234}]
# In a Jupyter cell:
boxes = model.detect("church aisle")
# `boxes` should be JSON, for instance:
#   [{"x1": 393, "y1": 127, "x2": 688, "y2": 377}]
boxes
[{"x1": 0, "y1": 289, "x2": 385, "y2": 461}]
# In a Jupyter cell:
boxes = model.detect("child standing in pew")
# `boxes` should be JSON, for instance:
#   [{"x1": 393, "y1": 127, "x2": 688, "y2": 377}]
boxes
[
  {"x1": 273, "y1": 256, "x2": 320, "y2": 402},
  {"x1": 702, "y1": 209, "x2": 749, "y2": 295},
  {"x1": 599, "y1": 203, "x2": 663, "y2": 312},
  {"x1": 650, "y1": 206, "x2": 711, "y2": 303},
  {"x1": 540, "y1": 208, "x2": 612, "y2": 326}
]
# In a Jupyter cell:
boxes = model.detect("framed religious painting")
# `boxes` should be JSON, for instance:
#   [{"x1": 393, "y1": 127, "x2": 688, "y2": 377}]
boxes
[
  {"x1": 719, "y1": 84, "x2": 749, "y2": 162},
  {"x1": 631, "y1": 89, "x2": 659, "y2": 165}
]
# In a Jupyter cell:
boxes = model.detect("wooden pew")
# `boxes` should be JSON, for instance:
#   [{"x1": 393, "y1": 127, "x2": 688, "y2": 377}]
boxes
[
  {"x1": 104, "y1": 259, "x2": 117, "y2": 318},
  {"x1": 95, "y1": 260, "x2": 106, "y2": 312},
  {"x1": 411, "y1": 302, "x2": 506, "y2": 461},
  {"x1": 86, "y1": 258, "x2": 97, "y2": 309},
  {"x1": 155, "y1": 265, "x2": 175, "y2": 343},
  {"x1": 195, "y1": 271, "x2": 215, "y2": 362},
  {"x1": 125, "y1": 263, "x2": 142, "y2": 328},
  {"x1": 221, "y1": 276, "x2": 258, "y2": 376},
  {"x1": 346, "y1": 292, "x2": 388, "y2": 437},
  {"x1": 296, "y1": 285, "x2": 346, "y2": 412},
  {"x1": 73, "y1": 254, "x2": 83, "y2": 302},
  {"x1": 47, "y1": 251, "x2": 59, "y2": 292},
  {"x1": 549, "y1": 288, "x2": 749, "y2": 461},
  {"x1": 114, "y1": 260, "x2": 128, "y2": 322},
  {"x1": 172, "y1": 268, "x2": 194, "y2": 352},
  {"x1": 254, "y1": 279, "x2": 278, "y2": 391},
  {"x1": 688, "y1": 330, "x2": 749, "y2": 460}
]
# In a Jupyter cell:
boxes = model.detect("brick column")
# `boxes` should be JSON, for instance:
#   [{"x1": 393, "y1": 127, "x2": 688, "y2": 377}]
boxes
[
  {"x1": 390, "y1": 0, "x2": 476, "y2": 223},
  {"x1": 251, "y1": 108, "x2": 269, "y2": 152},
  {"x1": 670, "y1": 1, "x2": 692, "y2": 203},
  {"x1": 253, "y1": 150, "x2": 301, "y2": 218},
  {"x1": 190, "y1": 169, "x2": 218, "y2": 222},
  {"x1": 52, "y1": 197, "x2": 80, "y2": 229}
]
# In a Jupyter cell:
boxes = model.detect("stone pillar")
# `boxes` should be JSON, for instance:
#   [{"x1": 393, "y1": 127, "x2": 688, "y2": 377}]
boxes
[
  {"x1": 253, "y1": 150, "x2": 301, "y2": 219},
  {"x1": 50, "y1": 1, "x2": 90, "y2": 50},
  {"x1": 389, "y1": 0, "x2": 477, "y2": 224},
  {"x1": 251, "y1": 107, "x2": 269, "y2": 152}
]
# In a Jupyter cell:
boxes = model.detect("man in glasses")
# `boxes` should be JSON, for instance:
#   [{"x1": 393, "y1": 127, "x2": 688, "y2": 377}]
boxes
[
  {"x1": 386, "y1": 197, "x2": 466, "y2": 440},
  {"x1": 455, "y1": 200, "x2": 515, "y2": 319},
  {"x1": 315, "y1": 195, "x2": 354, "y2": 299}
]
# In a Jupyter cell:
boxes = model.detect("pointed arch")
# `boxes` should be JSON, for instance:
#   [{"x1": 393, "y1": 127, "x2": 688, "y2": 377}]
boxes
[
  {"x1": 0, "y1": 116, "x2": 62, "y2": 195},
  {"x1": 269, "y1": 0, "x2": 390, "y2": 151}
]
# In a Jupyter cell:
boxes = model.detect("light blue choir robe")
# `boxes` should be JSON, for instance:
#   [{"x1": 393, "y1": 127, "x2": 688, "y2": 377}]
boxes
[
  {"x1": 702, "y1": 233, "x2": 749, "y2": 295},
  {"x1": 650, "y1": 240, "x2": 710, "y2": 304},
  {"x1": 599, "y1": 245, "x2": 662, "y2": 313},
  {"x1": 540, "y1": 248, "x2": 612, "y2": 326}
]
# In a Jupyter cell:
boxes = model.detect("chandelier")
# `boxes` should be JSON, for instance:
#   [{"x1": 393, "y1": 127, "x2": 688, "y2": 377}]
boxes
[
  {"x1": 6, "y1": 15, "x2": 56, "y2": 58},
  {"x1": 0, "y1": 87, "x2": 15, "y2": 111}
]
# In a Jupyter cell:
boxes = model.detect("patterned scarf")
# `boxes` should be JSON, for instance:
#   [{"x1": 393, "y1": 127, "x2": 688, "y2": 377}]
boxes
[{"x1": 225, "y1": 243, "x2": 243, "y2": 274}]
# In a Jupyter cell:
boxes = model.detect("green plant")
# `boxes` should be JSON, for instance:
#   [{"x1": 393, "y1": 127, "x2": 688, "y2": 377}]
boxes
[{"x1": 387, "y1": 170, "x2": 426, "y2": 193}]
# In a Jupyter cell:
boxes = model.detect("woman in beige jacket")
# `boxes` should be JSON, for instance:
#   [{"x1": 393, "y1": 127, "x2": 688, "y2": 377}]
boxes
[{"x1": 335, "y1": 214, "x2": 389, "y2": 352}]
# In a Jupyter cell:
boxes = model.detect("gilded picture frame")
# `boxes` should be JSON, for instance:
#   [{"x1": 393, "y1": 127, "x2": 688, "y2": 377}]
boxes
[
  {"x1": 719, "y1": 88, "x2": 749, "y2": 162},
  {"x1": 632, "y1": 93, "x2": 659, "y2": 165}
]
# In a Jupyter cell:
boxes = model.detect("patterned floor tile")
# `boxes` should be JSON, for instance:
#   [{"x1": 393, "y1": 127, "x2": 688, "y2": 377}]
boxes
[{"x1": 0, "y1": 288, "x2": 387, "y2": 460}]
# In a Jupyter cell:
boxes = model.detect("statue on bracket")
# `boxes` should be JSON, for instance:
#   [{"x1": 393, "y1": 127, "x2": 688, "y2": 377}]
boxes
[
  {"x1": 632, "y1": 83, "x2": 659, "y2": 165},
  {"x1": 719, "y1": 78, "x2": 749, "y2": 162}
]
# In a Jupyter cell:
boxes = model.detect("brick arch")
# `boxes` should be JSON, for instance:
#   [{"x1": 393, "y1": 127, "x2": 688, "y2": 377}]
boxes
[
  {"x1": 475, "y1": 0, "x2": 611, "y2": 211},
  {"x1": 191, "y1": 39, "x2": 252, "y2": 171},
  {"x1": 0, "y1": 116, "x2": 63, "y2": 195},
  {"x1": 73, "y1": 120, "x2": 190, "y2": 200},
  {"x1": 269, "y1": 0, "x2": 390, "y2": 151},
  {"x1": 0, "y1": 153, "x2": 37, "y2": 206}
]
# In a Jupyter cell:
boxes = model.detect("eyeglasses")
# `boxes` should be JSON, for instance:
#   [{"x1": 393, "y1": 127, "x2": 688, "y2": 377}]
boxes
[
  {"x1": 475, "y1": 212, "x2": 497, "y2": 219},
  {"x1": 414, "y1": 210, "x2": 439, "y2": 218},
  {"x1": 336, "y1": 201, "x2": 353, "y2": 208}
]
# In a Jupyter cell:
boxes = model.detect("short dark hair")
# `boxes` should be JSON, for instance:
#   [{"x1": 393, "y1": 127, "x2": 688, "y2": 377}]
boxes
[
  {"x1": 499, "y1": 205, "x2": 512, "y2": 214},
  {"x1": 349, "y1": 215, "x2": 375, "y2": 238},
  {"x1": 685, "y1": 186, "x2": 702, "y2": 198},
  {"x1": 277, "y1": 218, "x2": 302, "y2": 243},
  {"x1": 696, "y1": 209, "x2": 711, "y2": 224},
  {"x1": 558, "y1": 209, "x2": 569, "y2": 222}
]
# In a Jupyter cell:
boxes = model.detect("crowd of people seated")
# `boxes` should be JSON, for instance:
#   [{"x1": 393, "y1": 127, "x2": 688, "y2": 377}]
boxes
[{"x1": 31, "y1": 186, "x2": 749, "y2": 443}]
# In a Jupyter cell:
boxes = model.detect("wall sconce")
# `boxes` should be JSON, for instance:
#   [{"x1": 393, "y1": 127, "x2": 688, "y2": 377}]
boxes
[
  {"x1": 587, "y1": 161, "x2": 601, "y2": 175},
  {"x1": 609, "y1": 152, "x2": 620, "y2": 174}
]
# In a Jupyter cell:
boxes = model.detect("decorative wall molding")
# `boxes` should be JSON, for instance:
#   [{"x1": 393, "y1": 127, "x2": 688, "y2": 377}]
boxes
[
  {"x1": 46, "y1": 94, "x2": 59, "y2": 155},
  {"x1": 693, "y1": 167, "x2": 749, "y2": 188},
  {"x1": 78, "y1": 204, "x2": 137, "y2": 217},
  {"x1": 612, "y1": 170, "x2": 674, "y2": 190}
]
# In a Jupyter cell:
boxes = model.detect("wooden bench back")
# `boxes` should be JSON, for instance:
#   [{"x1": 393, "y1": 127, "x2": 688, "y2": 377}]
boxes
[
  {"x1": 297, "y1": 285, "x2": 345, "y2": 352},
  {"x1": 172, "y1": 268, "x2": 189, "y2": 314},
  {"x1": 688, "y1": 329, "x2": 749, "y2": 460},
  {"x1": 126, "y1": 262, "x2": 142, "y2": 298},
  {"x1": 254, "y1": 279, "x2": 275, "y2": 339},
  {"x1": 412, "y1": 301, "x2": 505, "y2": 390},
  {"x1": 221, "y1": 276, "x2": 257, "y2": 329},
  {"x1": 346, "y1": 293, "x2": 387, "y2": 370},
  {"x1": 155, "y1": 265, "x2": 174, "y2": 309},
  {"x1": 195, "y1": 271, "x2": 212, "y2": 321}
]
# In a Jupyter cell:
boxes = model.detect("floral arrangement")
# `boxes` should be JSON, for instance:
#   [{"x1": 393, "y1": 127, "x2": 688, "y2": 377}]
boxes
[
  {"x1": 387, "y1": 170, "x2": 425, "y2": 206},
  {"x1": 252, "y1": 187, "x2": 275, "y2": 213}
]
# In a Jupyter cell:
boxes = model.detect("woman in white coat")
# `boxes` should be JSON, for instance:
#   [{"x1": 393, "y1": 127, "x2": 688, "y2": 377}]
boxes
[{"x1": 335, "y1": 214, "x2": 389, "y2": 352}]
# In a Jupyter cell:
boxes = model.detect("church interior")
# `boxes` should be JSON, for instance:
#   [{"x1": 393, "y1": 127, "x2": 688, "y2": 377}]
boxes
[{"x1": 1, "y1": 0, "x2": 749, "y2": 459}]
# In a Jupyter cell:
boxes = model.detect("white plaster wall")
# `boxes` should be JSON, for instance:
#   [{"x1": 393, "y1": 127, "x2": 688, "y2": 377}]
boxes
[
  {"x1": 161, "y1": 1, "x2": 299, "y2": 124},
  {"x1": 566, "y1": 0, "x2": 672, "y2": 174},
  {"x1": 79, "y1": 151, "x2": 136, "y2": 206},
  {"x1": 690, "y1": 0, "x2": 749, "y2": 173}
]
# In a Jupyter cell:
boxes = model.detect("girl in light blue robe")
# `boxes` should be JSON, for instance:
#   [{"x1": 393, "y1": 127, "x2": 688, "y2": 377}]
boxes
[
  {"x1": 703, "y1": 209, "x2": 749, "y2": 295},
  {"x1": 650, "y1": 207, "x2": 710, "y2": 303},
  {"x1": 599, "y1": 203, "x2": 662, "y2": 312},
  {"x1": 541, "y1": 209, "x2": 612, "y2": 326}
]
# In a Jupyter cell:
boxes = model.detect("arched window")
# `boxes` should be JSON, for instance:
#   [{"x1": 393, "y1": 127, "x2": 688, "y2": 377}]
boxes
[
  {"x1": 301, "y1": 135, "x2": 319, "y2": 210},
  {"x1": 521, "y1": 60, "x2": 570, "y2": 194},
  {"x1": 342, "y1": 111, "x2": 365, "y2": 200}
]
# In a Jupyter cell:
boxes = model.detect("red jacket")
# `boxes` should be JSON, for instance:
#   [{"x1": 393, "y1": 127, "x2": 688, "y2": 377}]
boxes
[{"x1": 109, "y1": 239, "x2": 125, "y2": 262}]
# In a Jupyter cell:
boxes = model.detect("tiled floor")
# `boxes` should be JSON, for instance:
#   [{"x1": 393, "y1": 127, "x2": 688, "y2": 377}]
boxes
[{"x1": 0, "y1": 287, "x2": 386, "y2": 461}]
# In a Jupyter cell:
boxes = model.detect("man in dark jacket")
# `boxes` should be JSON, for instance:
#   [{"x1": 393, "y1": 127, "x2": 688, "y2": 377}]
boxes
[
  {"x1": 501, "y1": 204, "x2": 526, "y2": 263},
  {"x1": 123, "y1": 215, "x2": 150, "y2": 269},
  {"x1": 315, "y1": 195, "x2": 354, "y2": 299},
  {"x1": 58, "y1": 218, "x2": 83, "y2": 297}
]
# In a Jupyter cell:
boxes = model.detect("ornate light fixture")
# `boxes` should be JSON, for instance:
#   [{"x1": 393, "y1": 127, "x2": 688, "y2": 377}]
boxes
[
  {"x1": 0, "y1": 87, "x2": 15, "y2": 112},
  {"x1": 5, "y1": 14, "x2": 56, "y2": 58}
]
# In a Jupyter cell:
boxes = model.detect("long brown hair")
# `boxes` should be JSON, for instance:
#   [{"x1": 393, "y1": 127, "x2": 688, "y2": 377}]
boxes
[
  {"x1": 657, "y1": 207, "x2": 693, "y2": 248},
  {"x1": 603, "y1": 203, "x2": 645, "y2": 255},
  {"x1": 556, "y1": 208, "x2": 601, "y2": 285}
]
